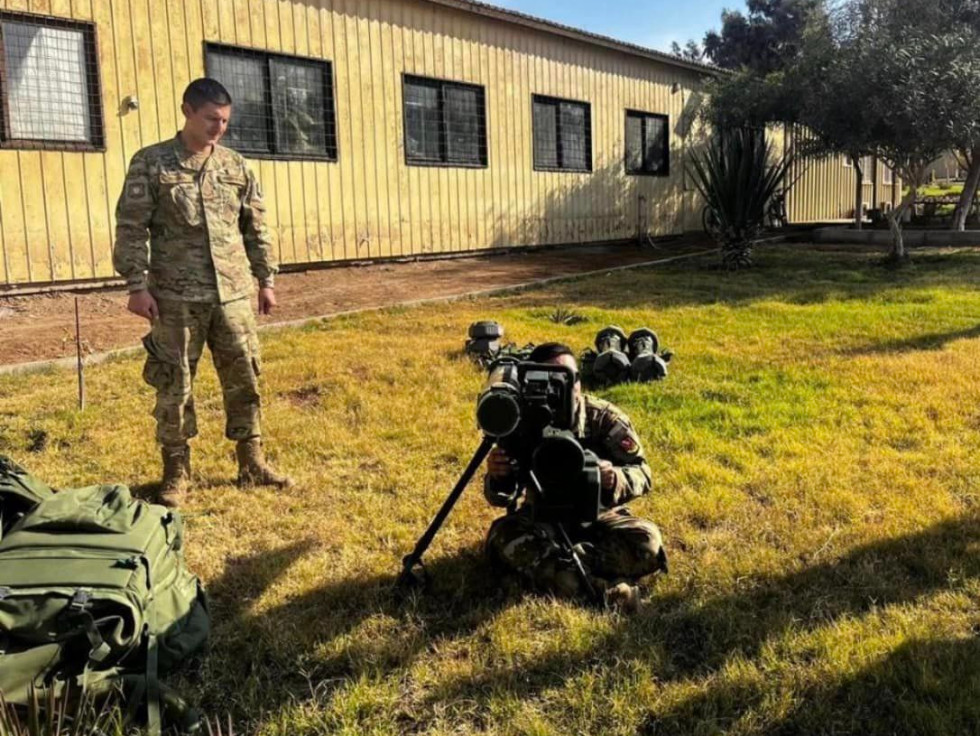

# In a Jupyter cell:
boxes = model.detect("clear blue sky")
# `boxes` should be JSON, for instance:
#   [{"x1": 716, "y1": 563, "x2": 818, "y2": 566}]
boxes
[{"x1": 490, "y1": 0, "x2": 748, "y2": 54}]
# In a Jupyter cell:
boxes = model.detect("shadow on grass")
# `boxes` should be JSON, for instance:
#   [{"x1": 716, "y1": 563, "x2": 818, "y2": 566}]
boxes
[
  {"x1": 188, "y1": 513, "x2": 980, "y2": 732},
  {"x1": 193, "y1": 538, "x2": 522, "y2": 721},
  {"x1": 845, "y1": 324, "x2": 980, "y2": 356},
  {"x1": 422, "y1": 514, "x2": 980, "y2": 726},
  {"x1": 527, "y1": 247, "x2": 980, "y2": 312},
  {"x1": 641, "y1": 635, "x2": 980, "y2": 736}
]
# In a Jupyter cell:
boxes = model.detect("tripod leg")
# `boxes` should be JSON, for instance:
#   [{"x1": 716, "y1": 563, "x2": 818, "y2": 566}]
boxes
[
  {"x1": 397, "y1": 437, "x2": 496, "y2": 589},
  {"x1": 555, "y1": 523, "x2": 600, "y2": 604}
]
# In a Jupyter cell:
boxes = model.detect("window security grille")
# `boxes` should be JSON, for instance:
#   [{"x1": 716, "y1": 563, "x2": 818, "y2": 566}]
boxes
[
  {"x1": 206, "y1": 43, "x2": 337, "y2": 160},
  {"x1": 625, "y1": 110, "x2": 668, "y2": 176},
  {"x1": 532, "y1": 95, "x2": 591, "y2": 172},
  {"x1": 0, "y1": 11, "x2": 104, "y2": 150},
  {"x1": 403, "y1": 74, "x2": 487, "y2": 167}
]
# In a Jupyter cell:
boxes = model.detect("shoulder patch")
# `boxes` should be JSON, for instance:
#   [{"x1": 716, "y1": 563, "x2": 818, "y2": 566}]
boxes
[
  {"x1": 127, "y1": 181, "x2": 148, "y2": 199},
  {"x1": 619, "y1": 435, "x2": 639, "y2": 454}
]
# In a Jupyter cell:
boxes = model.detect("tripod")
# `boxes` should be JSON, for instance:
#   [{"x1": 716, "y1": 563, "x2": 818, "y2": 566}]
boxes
[{"x1": 396, "y1": 437, "x2": 600, "y2": 603}]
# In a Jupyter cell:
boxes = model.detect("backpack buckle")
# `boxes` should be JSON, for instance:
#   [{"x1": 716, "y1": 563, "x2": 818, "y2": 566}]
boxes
[
  {"x1": 0, "y1": 586, "x2": 10, "y2": 601},
  {"x1": 115, "y1": 556, "x2": 140, "y2": 570},
  {"x1": 69, "y1": 589, "x2": 91, "y2": 612}
]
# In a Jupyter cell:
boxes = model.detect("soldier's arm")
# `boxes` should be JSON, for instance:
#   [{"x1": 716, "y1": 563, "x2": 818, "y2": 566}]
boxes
[
  {"x1": 599, "y1": 411, "x2": 653, "y2": 507},
  {"x1": 240, "y1": 165, "x2": 278, "y2": 289},
  {"x1": 484, "y1": 474, "x2": 521, "y2": 508},
  {"x1": 484, "y1": 446, "x2": 521, "y2": 507},
  {"x1": 112, "y1": 151, "x2": 155, "y2": 293}
]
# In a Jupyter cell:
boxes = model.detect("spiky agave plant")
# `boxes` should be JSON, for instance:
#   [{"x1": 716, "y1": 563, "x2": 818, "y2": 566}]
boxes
[
  {"x1": 548, "y1": 307, "x2": 587, "y2": 325},
  {"x1": 688, "y1": 128, "x2": 791, "y2": 270}
]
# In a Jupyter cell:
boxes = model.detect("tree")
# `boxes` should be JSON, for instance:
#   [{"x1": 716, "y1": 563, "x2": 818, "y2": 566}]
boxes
[
  {"x1": 787, "y1": 10, "x2": 878, "y2": 230},
  {"x1": 851, "y1": 0, "x2": 980, "y2": 258},
  {"x1": 706, "y1": 0, "x2": 980, "y2": 260},
  {"x1": 703, "y1": 0, "x2": 825, "y2": 73},
  {"x1": 856, "y1": 0, "x2": 980, "y2": 233},
  {"x1": 941, "y1": 2, "x2": 980, "y2": 230},
  {"x1": 951, "y1": 148, "x2": 980, "y2": 231},
  {"x1": 669, "y1": 40, "x2": 705, "y2": 63}
]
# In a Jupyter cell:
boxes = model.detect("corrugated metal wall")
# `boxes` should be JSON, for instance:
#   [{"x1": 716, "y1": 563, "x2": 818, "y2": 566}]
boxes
[
  {"x1": 0, "y1": 0, "x2": 706, "y2": 288},
  {"x1": 784, "y1": 126, "x2": 901, "y2": 223}
]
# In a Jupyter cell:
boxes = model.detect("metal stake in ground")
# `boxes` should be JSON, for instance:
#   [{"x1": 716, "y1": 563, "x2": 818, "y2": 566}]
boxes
[{"x1": 74, "y1": 297, "x2": 85, "y2": 411}]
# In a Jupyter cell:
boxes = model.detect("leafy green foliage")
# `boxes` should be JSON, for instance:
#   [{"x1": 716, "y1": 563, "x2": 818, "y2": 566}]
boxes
[
  {"x1": 687, "y1": 129, "x2": 791, "y2": 269},
  {"x1": 707, "y1": 0, "x2": 980, "y2": 258},
  {"x1": 703, "y1": 0, "x2": 825, "y2": 73}
]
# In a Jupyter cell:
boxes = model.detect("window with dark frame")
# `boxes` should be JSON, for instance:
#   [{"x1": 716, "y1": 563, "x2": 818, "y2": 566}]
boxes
[
  {"x1": 625, "y1": 110, "x2": 668, "y2": 176},
  {"x1": 0, "y1": 11, "x2": 104, "y2": 150},
  {"x1": 532, "y1": 94, "x2": 591, "y2": 172},
  {"x1": 402, "y1": 74, "x2": 487, "y2": 167},
  {"x1": 206, "y1": 43, "x2": 337, "y2": 161}
]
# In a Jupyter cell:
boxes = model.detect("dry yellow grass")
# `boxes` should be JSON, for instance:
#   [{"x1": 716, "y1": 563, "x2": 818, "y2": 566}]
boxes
[{"x1": 1, "y1": 245, "x2": 978, "y2": 735}]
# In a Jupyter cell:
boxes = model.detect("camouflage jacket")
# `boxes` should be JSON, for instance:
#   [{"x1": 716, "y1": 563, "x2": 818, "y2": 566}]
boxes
[
  {"x1": 113, "y1": 135, "x2": 277, "y2": 303},
  {"x1": 485, "y1": 394, "x2": 653, "y2": 509}
]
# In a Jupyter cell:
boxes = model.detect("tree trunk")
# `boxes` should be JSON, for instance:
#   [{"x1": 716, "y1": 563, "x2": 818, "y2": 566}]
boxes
[
  {"x1": 951, "y1": 148, "x2": 980, "y2": 231},
  {"x1": 886, "y1": 210, "x2": 904, "y2": 261},
  {"x1": 887, "y1": 185, "x2": 916, "y2": 263},
  {"x1": 852, "y1": 155, "x2": 864, "y2": 230}
]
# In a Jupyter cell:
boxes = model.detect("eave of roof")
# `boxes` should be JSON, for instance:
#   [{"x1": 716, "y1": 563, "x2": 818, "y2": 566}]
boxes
[{"x1": 423, "y1": 0, "x2": 719, "y2": 76}]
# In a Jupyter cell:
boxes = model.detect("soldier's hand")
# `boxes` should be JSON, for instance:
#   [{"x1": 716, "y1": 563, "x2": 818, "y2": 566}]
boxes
[
  {"x1": 598, "y1": 460, "x2": 618, "y2": 491},
  {"x1": 258, "y1": 287, "x2": 277, "y2": 316},
  {"x1": 487, "y1": 447, "x2": 517, "y2": 478},
  {"x1": 127, "y1": 290, "x2": 159, "y2": 321}
]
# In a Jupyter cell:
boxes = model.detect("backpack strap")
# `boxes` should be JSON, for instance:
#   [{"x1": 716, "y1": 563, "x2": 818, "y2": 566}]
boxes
[
  {"x1": 66, "y1": 590, "x2": 112, "y2": 664},
  {"x1": 147, "y1": 629, "x2": 162, "y2": 736},
  {"x1": 145, "y1": 554, "x2": 162, "y2": 736}
]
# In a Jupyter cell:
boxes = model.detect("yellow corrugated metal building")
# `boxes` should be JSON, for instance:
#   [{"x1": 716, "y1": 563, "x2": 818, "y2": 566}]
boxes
[
  {"x1": 783, "y1": 127, "x2": 901, "y2": 223},
  {"x1": 0, "y1": 0, "x2": 887, "y2": 290}
]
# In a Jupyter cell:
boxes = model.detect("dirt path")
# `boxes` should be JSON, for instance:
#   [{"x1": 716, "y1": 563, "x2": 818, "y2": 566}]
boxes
[{"x1": 0, "y1": 240, "x2": 710, "y2": 367}]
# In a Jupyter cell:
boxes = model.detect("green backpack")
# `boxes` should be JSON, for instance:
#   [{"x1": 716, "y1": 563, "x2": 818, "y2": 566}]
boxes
[
  {"x1": 0, "y1": 458, "x2": 209, "y2": 732},
  {"x1": 0, "y1": 455, "x2": 55, "y2": 537}
]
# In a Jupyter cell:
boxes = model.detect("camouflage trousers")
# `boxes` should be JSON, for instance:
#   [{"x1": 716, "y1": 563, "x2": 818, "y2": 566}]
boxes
[
  {"x1": 142, "y1": 297, "x2": 262, "y2": 446},
  {"x1": 485, "y1": 505, "x2": 665, "y2": 597}
]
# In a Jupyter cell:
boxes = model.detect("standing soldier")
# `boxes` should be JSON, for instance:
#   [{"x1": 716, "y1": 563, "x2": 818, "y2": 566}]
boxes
[{"x1": 114, "y1": 78, "x2": 293, "y2": 507}]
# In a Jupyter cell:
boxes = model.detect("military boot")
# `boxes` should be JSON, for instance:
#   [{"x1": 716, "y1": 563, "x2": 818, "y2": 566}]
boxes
[
  {"x1": 159, "y1": 444, "x2": 190, "y2": 508},
  {"x1": 236, "y1": 438, "x2": 294, "y2": 489}
]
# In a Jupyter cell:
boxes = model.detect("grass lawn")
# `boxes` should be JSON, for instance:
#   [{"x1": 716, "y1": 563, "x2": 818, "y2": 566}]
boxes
[
  {"x1": 1, "y1": 245, "x2": 979, "y2": 735},
  {"x1": 915, "y1": 182, "x2": 965, "y2": 199}
]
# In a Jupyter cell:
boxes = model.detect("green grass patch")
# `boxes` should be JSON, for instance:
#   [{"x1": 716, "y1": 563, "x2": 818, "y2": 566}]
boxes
[
  {"x1": 913, "y1": 182, "x2": 965, "y2": 199},
  {"x1": 1, "y1": 246, "x2": 979, "y2": 735}
]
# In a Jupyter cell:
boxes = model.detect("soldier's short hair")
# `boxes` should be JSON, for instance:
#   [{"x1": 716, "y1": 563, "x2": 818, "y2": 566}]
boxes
[
  {"x1": 182, "y1": 78, "x2": 233, "y2": 110},
  {"x1": 529, "y1": 342, "x2": 576, "y2": 364}
]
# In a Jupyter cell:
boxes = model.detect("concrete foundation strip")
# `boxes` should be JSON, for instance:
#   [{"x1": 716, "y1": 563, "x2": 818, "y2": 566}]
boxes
[{"x1": 0, "y1": 248, "x2": 717, "y2": 378}]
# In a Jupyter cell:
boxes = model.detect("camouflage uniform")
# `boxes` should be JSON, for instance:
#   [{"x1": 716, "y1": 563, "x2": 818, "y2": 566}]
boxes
[
  {"x1": 485, "y1": 395, "x2": 665, "y2": 596},
  {"x1": 113, "y1": 135, "x2": 276, "y2": 445}
]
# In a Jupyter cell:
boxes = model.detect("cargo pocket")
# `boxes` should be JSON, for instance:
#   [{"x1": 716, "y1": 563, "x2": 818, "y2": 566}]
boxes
[{"x1": 141, "y1": 332, "x2": 178, "y2": 391}]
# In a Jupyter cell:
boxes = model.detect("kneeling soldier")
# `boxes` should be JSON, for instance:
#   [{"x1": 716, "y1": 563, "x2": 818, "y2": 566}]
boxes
[{"x1": 484, "y1": 343, "x2": 666, "y2": 610}]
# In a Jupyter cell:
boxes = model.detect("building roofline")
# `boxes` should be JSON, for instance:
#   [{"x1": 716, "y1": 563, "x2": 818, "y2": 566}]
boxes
[{"x1": 423, "y1": 0, "x2": 719, "y2": 76}]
